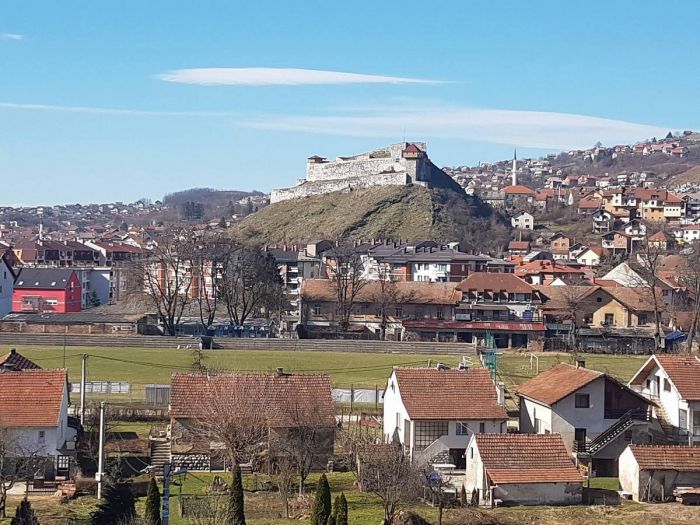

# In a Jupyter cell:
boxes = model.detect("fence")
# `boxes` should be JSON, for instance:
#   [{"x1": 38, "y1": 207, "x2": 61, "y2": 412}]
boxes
[
  {"x1": 332, "y1": 387, "x2": 384, "y2": 405},
  {"x1": 70, "y1": 381, "x2": 130, "y2": 394},
  {"x1": 145, "y1": 384, "x2": 171, "y2": 405}
]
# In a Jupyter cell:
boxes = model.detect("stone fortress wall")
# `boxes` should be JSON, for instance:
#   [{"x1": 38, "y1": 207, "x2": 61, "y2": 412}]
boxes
[{"x1": 271, "y1": 142, "x2": 446, "y2": 203}]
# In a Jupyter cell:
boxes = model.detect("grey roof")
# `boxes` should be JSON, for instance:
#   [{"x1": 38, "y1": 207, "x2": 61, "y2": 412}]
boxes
[
  {"x1": 0, "y1": 312, "x2": 147, "y2": 324},
  {"x1": 14, "y1": 267, "x2": 76, "y2": 289}
]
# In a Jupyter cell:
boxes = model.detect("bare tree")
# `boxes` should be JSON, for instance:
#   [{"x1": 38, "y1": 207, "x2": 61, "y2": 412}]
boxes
[
  {"x1": 0, "y1": 424, "x2": 41, "y2": 518},
  {"x1": 634, "y1": 235, "x2": 668, "y2": 351},
  {"x1": 354, "y1": 444, "x2": 421, "y2": 525},
  {"x1": 218, "y1": 246, "x2": 283, "y2": 327},
  {"x1": 559, "y1": 286, "x2": 593, "y2": 352},
  {"x1": 189, "y1": 236, "x2": 233, "y2": 332},
  {"x1": 328, "y1": 244, "x2": 369, "y2": 332},
  {"x1": 140, "y1": 234, "x2": 195, "y2": 336},
  {"x1": 183, "y1": 492, "x2": 230, "y2": 525},
  {"x1": 368, "y1": 270, "x2": 418, "y2": 341},
  {"x1": 680, "y1": 248, "x2": 700, "y2": 353},
  {"x1": 421, "y1": 467, "x2": 454, "y2": 525}
]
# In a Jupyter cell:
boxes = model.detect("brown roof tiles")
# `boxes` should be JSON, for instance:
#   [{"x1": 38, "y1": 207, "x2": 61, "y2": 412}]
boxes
[
  {"x1": 656, "y1": 355, "x2": 700, "y2": 401},
  {"x1": 475, "y1": 434, "x2": 582, "y2": 484},
  {"x1": 515, "y1": 363, "x2": 602, "y2": 406},
  {"x1": 393, "y1": 368, "x2": 507, "y2": 421},
  {"x1": 629, "y1": 445, "x2": 700, "y2": 471},
  {"x1": 0, "y1": 349, "x2": 41, "y2": 371},
  {"x1": 0, "y1": 369, "x2": 67, "y2": 427}
]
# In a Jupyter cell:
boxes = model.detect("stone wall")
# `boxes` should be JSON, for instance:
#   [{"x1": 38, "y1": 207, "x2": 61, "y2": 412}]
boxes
[
  {"x1": 307, "y1": 157, "x2": 406, "y2": 182},
  {"x1": 271, "y1": 171, "x2": 412, "y2": 203}
]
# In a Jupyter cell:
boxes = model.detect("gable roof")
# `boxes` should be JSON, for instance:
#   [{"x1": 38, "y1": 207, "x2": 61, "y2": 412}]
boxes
[
  {"x1": 507, "y1": 241, "x2": 530, "y2": 251},
  {"x1": 503, "y1": 185, "x2": 537, "y2": 195},
  {"x1": 630, "y1": 355, "x2": 700, "y2": 401},
  {"x1": 0, "y1": 369, "x2": 67, "y2": 427},
  {"x1": 516, "y1": 363, "x2": 602, "y2": 405},
  {"x1": 0, "y1": 349, "x2": 41, "y2": 371},
  {"x1": 474, "y1": 433, "x2": 582, "y2": 484},
  {"x1": 170, "y1": 372, "x2": 336, "y2": 427},
  {"x1": 455, "y1": 272, "x2": 535, "y2": 294},
  {"x1": 301, "y1": 279, "x2": 457, "y2": 305},
  {"x1": 15, "y1": 267, "x2": 76, "y2": 290},
  {"x1": 393, "y1": 368, "x2": 507, "y2": 421},
  {"x1": 628, "y1": 445, "x2": 700, "y2": 471}
]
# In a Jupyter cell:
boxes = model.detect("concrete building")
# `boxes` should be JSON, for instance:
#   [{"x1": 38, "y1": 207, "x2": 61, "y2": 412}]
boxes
[
  {"x1": 382, "y1": 367, "x2": 507, "y2": 466},
  {"x1": 464, "y1": 433, "x2": 583, "y2": 506},
  {"x1": 511, "y1": 211, "x2": 534, "y2": 230},
  {"x1": 0, "y1": 255, "x2": 15, "y2": 316},
  {"x1": 619, "y1": 445, "x2": 700, "y2": 502}
]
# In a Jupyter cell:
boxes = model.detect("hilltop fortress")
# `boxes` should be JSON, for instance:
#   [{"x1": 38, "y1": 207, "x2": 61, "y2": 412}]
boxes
[{"x1": 270, "y1": 142, "x2": 460, "y2": 203}]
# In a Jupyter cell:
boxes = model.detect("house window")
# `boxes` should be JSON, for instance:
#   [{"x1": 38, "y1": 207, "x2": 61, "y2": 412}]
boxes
[
  {"x1": 663, "y1": 378, "x2": 671, "y2": 392},
  {"x1": 437, "y1": 310, "x2": 444, "y2": 320},
  {"x1": 414, "y1": 421, "x2": 449, "y2": 450},
  {"x1": 535, "y1": 418, "x2": 543, "y2": 433},
  {"x1": 38, "y1": 431, "x2": 45, "y2": 445},
  {"x1": 604, "y1": 313, "x2": 614, "y2": 325},
  {"x1": 575, "y1": 394, "x2": 590, "y2": 408},
  {"x1": 693, "y1": 411, "x2": 700, "y2": 436},
  {"x1": 638, "y1": 313, "x2": 648, "y2": 325},
  {"x1": 395, "y1": 307, "x2": 403, "y2": 318},
  {"x1": 470, "y1": 447, "x2": 474, "y2": 459},
  {"x1": 479, "y1": 422, "x2": 485, "y2": 434},
  {"x1": 680, "y1": 409, "x2": 688, "y2": 430},
  {"x1": 456, "y1": 422, "x2": 469, "y2": 435},
  {"x1": 312, "y1": 304, "x2": 321, "y2": 316}
]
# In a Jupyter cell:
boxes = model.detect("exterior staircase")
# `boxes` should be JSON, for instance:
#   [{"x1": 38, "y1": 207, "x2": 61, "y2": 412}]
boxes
[
  {"x1": 649, "y1": 395, "x2": 678, "y2": 442},
  {"x1": 149, "y1": 439, "x2": 171, "y2": 476},
  {"x1": 576, "y1": 408, "x2": 649, "y2": 456}
]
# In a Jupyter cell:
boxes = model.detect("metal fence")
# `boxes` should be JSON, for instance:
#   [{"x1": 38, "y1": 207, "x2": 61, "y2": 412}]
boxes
[
  {"x1": 145, "y1": 384, "x2": 171, "y2": 405},
  {"x1": 332, "y1": 387, "x2": 384, "y2": 404},
  {"x1": 70, "y1": 381, "x2": 130, "y2": 394}
]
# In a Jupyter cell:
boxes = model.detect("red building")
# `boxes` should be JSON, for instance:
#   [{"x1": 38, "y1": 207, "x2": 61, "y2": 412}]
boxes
[{"x1": 12, "y1": 268, "x2": 82, "y2": 313}]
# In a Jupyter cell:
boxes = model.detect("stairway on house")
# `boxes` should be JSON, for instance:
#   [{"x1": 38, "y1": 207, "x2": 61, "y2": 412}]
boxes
[
  {"x1": 650, "y1": 396, "x2": 677, "y2": 442},
  {"x1": 586, "y1": 409, "x2": 648, "y2": 455},
  {"x1": 150, "y1": 439, "x2": 171, "y2": 475}
]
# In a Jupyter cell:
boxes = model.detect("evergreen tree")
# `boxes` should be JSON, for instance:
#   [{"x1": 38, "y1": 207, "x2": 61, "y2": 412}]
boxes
[
  {"x1": 228, "y1": 464, "x2": 246, "y2": 525},
  {"x1": 310, "y1": 474, "x2": 331, "y2": 525},
  {"x1": 460, "y1": 484, "x2": 467, "y2": 506},
  {"x1": 328, "y1": 496, "x2": 339, "y2": 525},
  {"x1": 144, "y1": 478, "x2": 162, "y2": 525},
  {"x1": 11, "y1": 500, "x2": 39, "y2": 525},
  {"x1": 91, "y1": 483, "x2": 135, "y2": 525},
  {"x1": 336, "y1": 493, "x2": 348, "y2": 525}
]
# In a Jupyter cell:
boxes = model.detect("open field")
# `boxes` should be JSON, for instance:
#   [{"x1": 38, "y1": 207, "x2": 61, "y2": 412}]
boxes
[{"x1": 3, "y1": 472, "x2": 700, "y2": 525}]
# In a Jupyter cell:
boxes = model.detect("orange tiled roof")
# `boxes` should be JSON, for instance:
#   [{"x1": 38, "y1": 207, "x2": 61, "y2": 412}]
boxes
[
  {"x1": 301, "y1": 279, "x2": 457, "y2": 305},
  {"x1": 656, "y1": 355, "x2": 700, "y2": 401},
  {"x1": 0, "y1": 369, "x2": 66, "y2": 427},
  {"x1": 515, "y1": 363, "x2": 602, "y2": 405},
  {"x1": 170, "y1": 372, "x2": 336, "y2": 427},
  {"x1": 475, "y1": 434, "x2": 582, "y2": 484},
  {"x1": 503, "y1": 185, "x2": 537, "y2": 195},
  {"x1": 393, "y1": 368, "x2": 507, "y2": 421},
  {"x1": 629, "y1": 445, "x2": 700, "y2": 471}
]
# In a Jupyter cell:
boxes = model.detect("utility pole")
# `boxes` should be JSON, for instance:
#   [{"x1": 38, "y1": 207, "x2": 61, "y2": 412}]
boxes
[
  {"x1": 80, "y1": 354, "x2": 88, "y2": 426},
  {"x1": 162, "y1": 462, "x2": 171, "y2": 525},
  {"x1": 97, "y1": 401, "x2": 106, "y2": 499}
]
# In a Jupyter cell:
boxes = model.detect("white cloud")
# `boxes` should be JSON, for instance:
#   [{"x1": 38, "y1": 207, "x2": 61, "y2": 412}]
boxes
[
  {"x1": 1, "y1": 33, "x2": 23, "y2": 41},
  {"x1": 158, "y1": 67, "x2": 441, "y2": 86},
  {"x1": 246, "y1": 105, "x2": 670, "y2": 150},
  {"x1": 0, "y1": 102, "x2": 235, "y2": 117}
]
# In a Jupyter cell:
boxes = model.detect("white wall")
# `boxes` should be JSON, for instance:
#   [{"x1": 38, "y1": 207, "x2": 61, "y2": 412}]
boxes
[
  {"x1": 0, "y1": 259, "x2": 13, "y2": 316},
  {"x1": 383, "y1": 371, "x2": 410, "y2": 445},
  {"x1": 493, "y1": 482, "x2": 582, "y2": 506},
  {"x1": 618, "y1": 446, "x2": 640, "y2": 500}
]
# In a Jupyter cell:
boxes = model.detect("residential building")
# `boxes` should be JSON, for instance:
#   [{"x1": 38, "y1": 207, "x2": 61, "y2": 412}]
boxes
[
  {"x1": 516, "y1": 362, "x2": 654, "y2": 476},
  {"x1": 578, "y1": 197, "x2": 602, "y2": 216},
  {"x1": 503, "y1": 184, "x2": 537, "y2": 208},
  {"x1": 464, "y1": 434, "x2": 583, "y2": 506},
  {"x1": 383, "y1": 367, "x2": 507, "y2": 465},
  {"x1": 169, "y1": 372, "x2": 336, "y2": 471},
  {"x1": 511, "y1": 211, "x2": 534, "y2": 230},
  {"x1": 679, "y1": 224, "x2": 700, "y2": 243},
  {"x1": 619, "y1": 445, "x2": 700, "y2": 502},
  {"x1": 0, "y1": 254, "x2": 15, "y2": 316},
  {"x1": 574, "y1": 246, "x2": 604, "y2": 267},
  {"x1": 12, "y1": 267, "x2": 82, "y2": 313},
  {"x1": 514, "y1": 260, "x2": 587, "y2": 285},
  {"x1": 550, "y1": 233, "x2": 571, "y2": 260},
  {"x1": 592, "y1": 210, "x2": 613, "y2": 233},
  {"x1": 628, "y1": 355, "x2": 700, "y2": 445},
  {"x1": 507, "y1": 241, "x2": 530, "y2": 256},
  {"x1": 0, "y1": 368, "x2": 77, "y2": 477}
]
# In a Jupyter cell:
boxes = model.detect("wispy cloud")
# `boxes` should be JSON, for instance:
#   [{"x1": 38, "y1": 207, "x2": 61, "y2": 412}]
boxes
[
  {"x1": 246, "y1": 105, "x2": 670, "y2": 150},
  {"x1": 0, "y1": 102, "x2": 235, "y2": 117},
  {"x1": 158, "y1": 67, "x2": 442, "y2": 86},
  {"x1": 1, "y1": 33, "x2": 23, "y2": 41}
]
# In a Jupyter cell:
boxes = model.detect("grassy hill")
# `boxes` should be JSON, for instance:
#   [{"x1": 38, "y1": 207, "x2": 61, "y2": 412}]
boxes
[{"x1": 235, "y1": 185, "x2": 511, "y2": 251}]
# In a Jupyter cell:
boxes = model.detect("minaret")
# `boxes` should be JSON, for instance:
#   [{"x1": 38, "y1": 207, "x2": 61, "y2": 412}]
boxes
[{"x1": 511, "y1": 149, "x2": 518, "y2": 186}]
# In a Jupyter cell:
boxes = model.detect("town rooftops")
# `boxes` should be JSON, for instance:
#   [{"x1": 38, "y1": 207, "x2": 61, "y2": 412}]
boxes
[
  {"x1": 507, "y1": 241, "x2": 530, "y2": 251},
  {"x1": 0, "y1": 349, "x2": 41, "y2": 370},
  {"x1": 503, "y1": 185, "x2": 537, "y2": 195},
  {"x1": 455, "y1": 272, "x2": 536, "y2": 294},
  {"x1": 391, "y1": 367, "x2": 507, "y2": 421},
  {"x1": 301, "y1": 279, "x2": 458, "y2": 305},
  {"x1": 170, "y1": 372, "x2": 336, "y2": 427},
  {"x1": 627, "y1": 445, "x2": 700, "y2": 471},
  {"x1": 629, "y1": 355, "x2": 700, "y2": 401},
  {"x1": 474, "y1": 433, "x2": 582, "y2": 484},
  {"x1": 14, "y1": 267, "x2": 76, "y2": 289},
  {"x1": 0, "y1": 369, "x2": 67, "y2": 427},
  {"x1": 578, "y1": 197, "x2": 602, "y2": 209}
]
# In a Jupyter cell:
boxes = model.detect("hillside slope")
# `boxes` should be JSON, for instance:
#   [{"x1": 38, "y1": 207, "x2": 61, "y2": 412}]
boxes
[{"x1": 235, "y1": 185, "x2": 511, "y2": 251}]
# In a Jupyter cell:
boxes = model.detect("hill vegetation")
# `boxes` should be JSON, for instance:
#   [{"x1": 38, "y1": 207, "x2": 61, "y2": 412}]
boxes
[{"x1": 234, "y1": 185, "x2": 511, "y2": 252}]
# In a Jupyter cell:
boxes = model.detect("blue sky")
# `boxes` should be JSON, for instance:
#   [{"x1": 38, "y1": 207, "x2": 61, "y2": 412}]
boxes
[{"x1": 1, "y1": 0, "x2": 698, "y2": 205}]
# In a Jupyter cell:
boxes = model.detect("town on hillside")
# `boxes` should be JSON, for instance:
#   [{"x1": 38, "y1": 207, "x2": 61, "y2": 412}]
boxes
[{"x1": 1, "y1": 135, "x2": 700, "y2": 525}]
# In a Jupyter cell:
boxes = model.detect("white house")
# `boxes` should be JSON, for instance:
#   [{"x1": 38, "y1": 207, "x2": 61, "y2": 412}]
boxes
[
  {"x1": 516, "y1": 362, "x2": 654, "y2": 476},
  {"x1": 511, "y1": 211, "x2": 534, "y2": 230},
  {"x1": 680, "y1": 224, "x2": 700, "y2": 243},
  {"x1": 628, "y1": 355, "x2": 700, "y2": 445},
  {"x1": 619, "y1": 445, "x2": 700, "y2": 501},
  {"x1": 383, "y1": 367, "x2": 507, "y2": 466},
  {"x1": 575, "y1": 246, "x2": 603, "y2": 267},
  {"x1": 0, "y1": 255, "x2": 14, "y2": 317},
  {"x1": 464, "y1": 433, "x2": 583, "y2": 506},
  {"x1": 0, "y1": 368, "x2": 77, "y2": 476}
]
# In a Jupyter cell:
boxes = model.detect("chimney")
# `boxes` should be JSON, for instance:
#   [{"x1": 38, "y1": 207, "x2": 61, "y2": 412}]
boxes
[
  {"x1": 497, "y1": 382, "x2": 505, "y2": 406},
  {"x1": 276, "y1": 367, "x2": 284, "y2": 376},
  {"x1": 576, "y1": 356, "x2": 586, "y2": 369}
]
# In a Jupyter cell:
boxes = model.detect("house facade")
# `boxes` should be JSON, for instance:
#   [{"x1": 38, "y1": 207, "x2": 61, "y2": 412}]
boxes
[
  {"x1": 382, "y1": 367, "x2": 507, "y2": 466},
  {"x1": 628, "y1": 355, "x2": 700, "y2": 445},
  {"x1": 0, "y1": 255, "x2": 15, "y2": 316},
  {"x1": 12, "y1": 267, "x2": 82, "y2": 314},
  {"x1": 464, "y1": 433, "x2": 583, "y2": 506}
]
